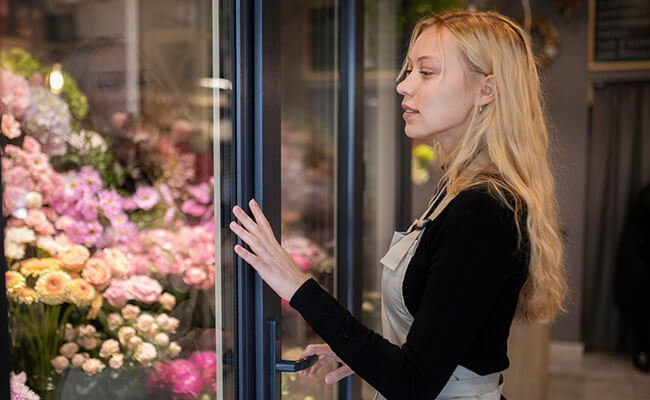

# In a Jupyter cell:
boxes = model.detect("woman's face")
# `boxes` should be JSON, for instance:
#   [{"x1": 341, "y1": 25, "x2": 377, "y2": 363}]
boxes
[{"x1": 396, "y1": 26, "x2": 480, "y2": 151}]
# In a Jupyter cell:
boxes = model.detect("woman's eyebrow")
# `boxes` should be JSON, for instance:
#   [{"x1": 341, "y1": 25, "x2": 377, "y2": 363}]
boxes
[{"x1": 406, "y1": 55, "x2": 441, "y2": 63}]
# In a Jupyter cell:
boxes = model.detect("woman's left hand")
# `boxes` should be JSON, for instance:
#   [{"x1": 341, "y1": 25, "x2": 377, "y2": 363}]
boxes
[{"x1": 230, "y1": 199, "x2": 311, "y2": 301}]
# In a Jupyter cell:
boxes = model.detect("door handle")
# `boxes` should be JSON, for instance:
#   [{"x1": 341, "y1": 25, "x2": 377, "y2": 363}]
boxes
[{"x1": 265, "y1": 317, "x2": 319, "y2": 397}]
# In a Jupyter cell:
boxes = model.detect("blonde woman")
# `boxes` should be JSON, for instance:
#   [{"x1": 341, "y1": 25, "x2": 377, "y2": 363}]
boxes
[{"x1": 230, "y1": 9, "x2": 567, "y2": 400}]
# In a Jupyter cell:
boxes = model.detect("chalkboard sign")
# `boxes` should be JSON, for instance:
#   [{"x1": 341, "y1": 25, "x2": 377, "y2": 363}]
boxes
[{"x1": 588, "y1": 0, "x2": 650, "y2": 71}]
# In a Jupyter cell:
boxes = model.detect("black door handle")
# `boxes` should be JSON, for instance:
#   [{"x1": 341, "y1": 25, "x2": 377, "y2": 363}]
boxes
[{"x1": 275, "y1": 354, "x2": 318, "y2": 372}]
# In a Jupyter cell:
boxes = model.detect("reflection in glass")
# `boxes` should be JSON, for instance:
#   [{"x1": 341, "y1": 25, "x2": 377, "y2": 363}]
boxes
[
  {"x1": 1, "y1": 1, "x2": 234, "y2": 399},
  {"x1": 279, "y1": 0, "x2": 338, "y2": 399}
]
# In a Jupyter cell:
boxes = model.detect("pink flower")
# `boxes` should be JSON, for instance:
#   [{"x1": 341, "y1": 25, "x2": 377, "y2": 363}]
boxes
[
  {"x1": 4, "y1": 144, "x2": 26, "y2": 159},
  {"x1": 74, "y1": 194, "x2": 99, "y2": 221},
  {"x1": 54, "y1": 215, "x2": 74, "y2": 230},
  {"x1": 171, "y1": 119, "x2": 193, "y2": 141},
  {"x1": 121, "y1": 197, "x2": 138, "y2": 211},
  {"x1": 103, "y1": 280, "x2": 130, "y2": 307},
  {"x1": 189, "y1": 351, "x2": 216, "y2": 370},
  {"x1": 98, "y1": 190, "x2": 123, "y2": 216},
  {"x1": 163, "y1": 207, "x2": 176, "y2": 226},
  {"x1": 133, "y1": 186, "x2": 159, "y2": 210},
  {"x1": 22, "y1": 136, "x2": 41, "y2": 154},
  {"x1": 4, "y1": 166, "x2": 33, "y2": 191},
  {"x1": 291, "y1": 253, "x2": 311, "y2": 272},
  {"x1": 82, "y1": 258, "x2": 112, "y2": 288},
  {"x1": 183, "y1": 267, "x2": 207, "y2": 286},
  {"x1": 159, "y1": 184, "x2": 174, "y2": 205},
  {"x1": 64, "y1": 220, "x2": 90, "y2": 244},
  {"x1": 189, "y1": 243, "x2": 215, "y2": 265},
  {"x1": 128, "y1": 275, "x2": 163, "y2": 303},
  {"x1": 188, "y1": 182, "x2": 211, "y2": 204},
  {"x1": 1, "y1": 114, "x2": 21, "y2": 139},
  {"x1": 3, "y1": 186, "x2": 27, "y2": 216},
  {"x1": 181, "y1": 200, "x2": 206, "y2": 217},
  {"x1": 24, "y1": 153, "x2": 49, "y2": 174},
  {"x1": 25, "y1": 208, "x2": 47, "y2": 228},
  {"x1": 28, "y1": 71, "x2": 45, "y2": 86},
  {"x1": 171, "y1": 360, "x2": 202, "y2": 399},
  {"x1": 35, "y1": 221, "x2": 55, "y2": 236},
  {"x1": 84, "y1": 221, "x2": 104, "y2": 246},
  {"x1": 111, "y1": 112, "x2": 129, "y2": 130},
  {"x1": 0, "y1": 69, "x2": 30, "y2": 117},
  {"x1": 78, "y1": 166, "x2": 102, "y2": 194},
  {"x1": 36, "y1": 173, "x2": 63, "y2": 204},
  {"x1": 114, "y1": 221, "x2": 138, "y2": 243}
]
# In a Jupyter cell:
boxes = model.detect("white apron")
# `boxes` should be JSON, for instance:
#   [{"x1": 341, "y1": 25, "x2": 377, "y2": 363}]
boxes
[{"x1": 374, "y1": 188, "x2": 504, "y2": 400}]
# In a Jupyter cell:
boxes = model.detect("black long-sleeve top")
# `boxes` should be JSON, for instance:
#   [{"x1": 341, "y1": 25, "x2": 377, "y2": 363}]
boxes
[{"x1": 290, "y1": 186, "x2": 530, "y2": 399}]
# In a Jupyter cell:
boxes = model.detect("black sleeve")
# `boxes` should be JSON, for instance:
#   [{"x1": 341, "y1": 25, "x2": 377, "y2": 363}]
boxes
[{"x1": 289, "y1": 190, "x2": 522, "y2": 399}]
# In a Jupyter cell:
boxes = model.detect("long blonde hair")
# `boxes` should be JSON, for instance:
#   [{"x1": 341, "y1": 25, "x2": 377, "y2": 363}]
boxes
[{"x1": 402, "y1": 10, "x2": 567, "y2": 321}]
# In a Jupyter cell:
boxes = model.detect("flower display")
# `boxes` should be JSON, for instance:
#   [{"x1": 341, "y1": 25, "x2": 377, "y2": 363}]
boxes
[
  {"x1": 10, "y1": 371, "x2": 40, "y2": 400},
  {"x1": 4, "y1": 49, "x2": 217, "y2": 399},
  {"x1": 147, "y1": 351, "x2": 217, "y2": 399}
]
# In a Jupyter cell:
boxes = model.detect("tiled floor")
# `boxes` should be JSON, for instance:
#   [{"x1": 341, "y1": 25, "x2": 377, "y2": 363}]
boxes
[{"x1": 549, "y1": 351, "x2": 650, "y2": 400}]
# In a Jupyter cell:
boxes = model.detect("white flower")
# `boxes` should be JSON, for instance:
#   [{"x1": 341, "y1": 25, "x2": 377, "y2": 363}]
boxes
[
  {"x1": 106, "y1": 313, "x2": 124, "y2": 330},
  {"x1": 51, "y1": 355, "x2": 69, "y2": 373},
  {"x1": 64, "y1": 323, "x2": 76, "y2": 342},
  {"x1": 5, "y1": 241, "x2": 25, "y2": 259},
  {"x1": 134, "y1": 342, "x2": 157, "y2": 366},
  {"x1": 77, "y1": 324, "x2": 96, "y2": 337},
  {"x1": 121, "y1": 304, "x2": 140, "y2": 320},
  {"x1": 71, "y1": 353, "x2": 87, "y2": 367},
  {"x1": 168, "y1": 341, "x2": 181, "y2": 358},
  {"x1": 82, "y1": 358, "x2": 105, "y2": 376},
  {"x1": 158, "y1": 293, "x2": 176, "y2": 311},
  {"x1": 135, "y1": 313, "x2": 155, "y2": 334},
  {"x1": 127, "y1": 336, "x2": 143, "y2": 350},
  {"x1": 24, "y1": 192, "x2": 43, "y2": 209},
  {"x1": 108, "y1": 353, "x2": 124, "y2": 369},
  {"x1": 99, "y1": 339, "x2": 120, "y2": 358},
  {"x1": 36, "y1": 235, "x2": 62, "y2": 256},
  {"x1": 117, "y1": 326, "x2": 136, "y2": 346},
  {"x1": 60, "y1": 342, "x2": 79, "y2": 358},
  {"x1": 5, "y1": 227, "x2": 36, "y2": 244},
  {"x1": 154, "y1": 332, "x2": 169, "y2": 347}
]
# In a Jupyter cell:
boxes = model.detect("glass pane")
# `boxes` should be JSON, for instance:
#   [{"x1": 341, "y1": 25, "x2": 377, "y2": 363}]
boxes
[
  {"x1": 361, "y1": 1, "x2": 404, "y2": 399},
  {"x1": 1, "y1": 1, "x2": 236, "y2": 399},
  {"x1": 279, "y1": 0, "x2": 338, "y2": 399}
]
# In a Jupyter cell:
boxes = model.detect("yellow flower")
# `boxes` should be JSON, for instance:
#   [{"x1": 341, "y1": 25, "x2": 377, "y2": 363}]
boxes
[
  {"x1": 16, "y1": 288, "x2": 39, "y2": 305},
  {"x1": 5, "y1": 271, "x2": 26, "y2": 296},
  {"x1": 20, "y1": 258, "x2": 63, "y2": 277},
  {"x1": 69, "y1": 278, "x2": 96, "y2": 307},
  {"x1": 35, "y1": 270, "x2": 71, "y2": 305},
  {"x1": 87, "y1": 293, "x2": 103, "y2": 320}
]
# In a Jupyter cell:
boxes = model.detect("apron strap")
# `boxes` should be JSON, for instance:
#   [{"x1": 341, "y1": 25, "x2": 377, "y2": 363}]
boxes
[{"x1": 407, "y1": 184, "x2": 448, "y2": 233}]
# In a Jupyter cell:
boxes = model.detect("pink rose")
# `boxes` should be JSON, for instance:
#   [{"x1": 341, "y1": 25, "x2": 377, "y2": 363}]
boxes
[
  {"x1": 104, "y1": 280, "x2": 131, "y2": 307},
  {"x1": 25, "y1": 209, "x2": 48, "y2": 229},
  {"x1": 82, "y1": 258, "x2": 112, "y2": 288},
  {"x1": 181, "y1": 200, "x2": 206, "y2": 217},
  {"x1": 51, "y1": 355, "x2": 70, "y2": 373},
  {"x1": 34, "y1": 220, "x2": 55, "y2": 236},
  {"x1": 183, "y1": 267, "x2": 207, "y2": 286},
  {"x1": 1, "y1": 114, "x2": 21, "y2": 139},
  {"x1": 22, "y1": 136, "x2": 42, "y2": 154},
  {"x1": 128, "y1": 275, "x2": 163, "y2": 304},
  {"x1": 81, "y1": 358, "x2": 104, "y2": 376},
  {"x1": 103, "y1": 248, "x2": 130, "y2": 278},
  {"x1": 4, "y1": 166, "x2": 33, "y2": 191}
]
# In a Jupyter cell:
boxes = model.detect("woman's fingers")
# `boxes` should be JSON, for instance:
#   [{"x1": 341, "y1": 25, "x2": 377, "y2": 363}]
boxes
[
  {"x1": 248, "y1": 200, "x2": 276, "y2": 239},
  {"x1": 324, "y1": 365, "x2": 354, "y2": 384},
  {"x1": 234, "y1": 245, "x2": 260, "y2": 268}
]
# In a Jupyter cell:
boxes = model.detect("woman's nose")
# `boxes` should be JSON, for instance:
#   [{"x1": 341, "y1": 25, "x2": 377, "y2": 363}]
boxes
[{"x1": 396, "y1": 74, "x2": 413, "y2": 97}]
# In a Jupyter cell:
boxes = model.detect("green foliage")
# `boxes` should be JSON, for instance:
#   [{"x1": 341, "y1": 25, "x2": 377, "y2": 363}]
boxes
[
  {"x1": 399, "y1": 0, "x2": 467, "y2": 30},
  {"x1": 0, "y1": 48, "x2": 88, "y2": 123}
]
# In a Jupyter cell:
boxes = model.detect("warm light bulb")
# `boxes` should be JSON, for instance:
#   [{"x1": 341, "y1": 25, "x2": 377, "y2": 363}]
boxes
[{"x1": 49, "y1": 64, "x2": 64, "y2": 94}]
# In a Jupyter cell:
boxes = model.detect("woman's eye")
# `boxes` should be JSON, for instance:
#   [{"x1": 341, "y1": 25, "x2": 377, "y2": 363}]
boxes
[
  {"x1": 404, "y1": 69, "x2": 412, "y2": 76},
  {"x1": 421, "y1": 70, "x2": 436, "y2": 76}
]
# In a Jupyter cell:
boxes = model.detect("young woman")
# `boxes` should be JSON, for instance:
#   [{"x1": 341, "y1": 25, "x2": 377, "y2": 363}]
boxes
[{"x1": 230, "y1": 9, "x2": 568, "y2": 399}]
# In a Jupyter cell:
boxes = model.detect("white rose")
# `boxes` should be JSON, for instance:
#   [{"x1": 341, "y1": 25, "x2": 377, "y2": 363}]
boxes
[
  {"x1": 121, "y1": 305, "x2": 140, "y2": 320},
  {"x1": 71, "y1": 353, "x2": 87, "y2": 367},
  {"x1": 158, "y1": 293, "x2": 176, "y2": 311},
  {"x1": 106, "y1": 313, "x2": 124, "y2": 330},
  {"x1": 79, "y1": 336, "x2": 98, "y2": 350},
  {"x1": 135, "y1": 313, "x2": 155, "y2": 333},
  {"x1": 5, "y1": 241, "x2": 25, "y2": 259},
  {"x1": 117, "y1": 326, "x2": 136, "y2": 346},
  {"x1": 5, "y1": 227, "x2": 36, "y2": 244},
  {"x1": 64, "y1": 323, "x2": 76, "y2": 342},
  {"x1": 25, "y1": 192, "x2": 43, "y2": 209},
  {"x1": 108, "y1": 354, "x2": 124, "y2": 369},
  {"x1": 134, "y1": 342, "x2": 157, "y2": 366},
  {"x1": 167, "y1": 341, "x2": 181, "y2": 358},
  {"x1": 36, "y1": 236, "x2": 61, "y2": 256},
  {"x1": 99, "y1": 339, "x2": 120, "y2": 358},
  {"x1": 77, "y1": 324, "x2": 96, "y2": 337},
  {"x1": 127, "y1": 336, "x2": 143, "y2": 350},
  {"x1": 60, "y1": 342, "x2": 79, "y2": 359},
  {"x1": 51, "y1": 355, "x2": 69, "y2": 373},
  {"x1": 103, "y1": 249, "x2": 130, "y2": 278},
  {"x1": 82, "y1": 358, "x2": 105, "y2": 376},
  {"x1": 154, "y1": 332, "x2": 169, "y2": 347}
]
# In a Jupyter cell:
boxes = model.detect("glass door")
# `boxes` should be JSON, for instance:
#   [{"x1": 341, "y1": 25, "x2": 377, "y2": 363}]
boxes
[
  {"x1": 278, "y1": 1, "x2": 339, "y2": 399},
  {"x1": 1, "y1": 1, "x2": 236, "y2": 399}
]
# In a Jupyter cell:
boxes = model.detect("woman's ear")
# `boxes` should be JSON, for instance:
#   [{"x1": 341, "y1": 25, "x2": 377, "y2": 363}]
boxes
[{"x1": 477, "y1": 74, "x2": 495, "y2": 107}]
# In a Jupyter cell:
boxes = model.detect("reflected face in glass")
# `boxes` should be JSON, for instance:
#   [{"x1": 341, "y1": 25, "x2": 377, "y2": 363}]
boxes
[{"x1": 396, "y1": 27, "x2": 479, "y2": 151}]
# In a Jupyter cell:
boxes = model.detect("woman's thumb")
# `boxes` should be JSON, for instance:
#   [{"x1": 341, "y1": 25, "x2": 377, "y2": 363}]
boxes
[{"x1": 324, "y1": 365, "x2": 354, "y2": 384}]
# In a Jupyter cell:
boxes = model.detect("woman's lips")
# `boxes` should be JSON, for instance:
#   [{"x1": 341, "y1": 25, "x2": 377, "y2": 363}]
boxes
[{"x1": 402, "y1": 106, "x2": 418, "y2": 120}]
